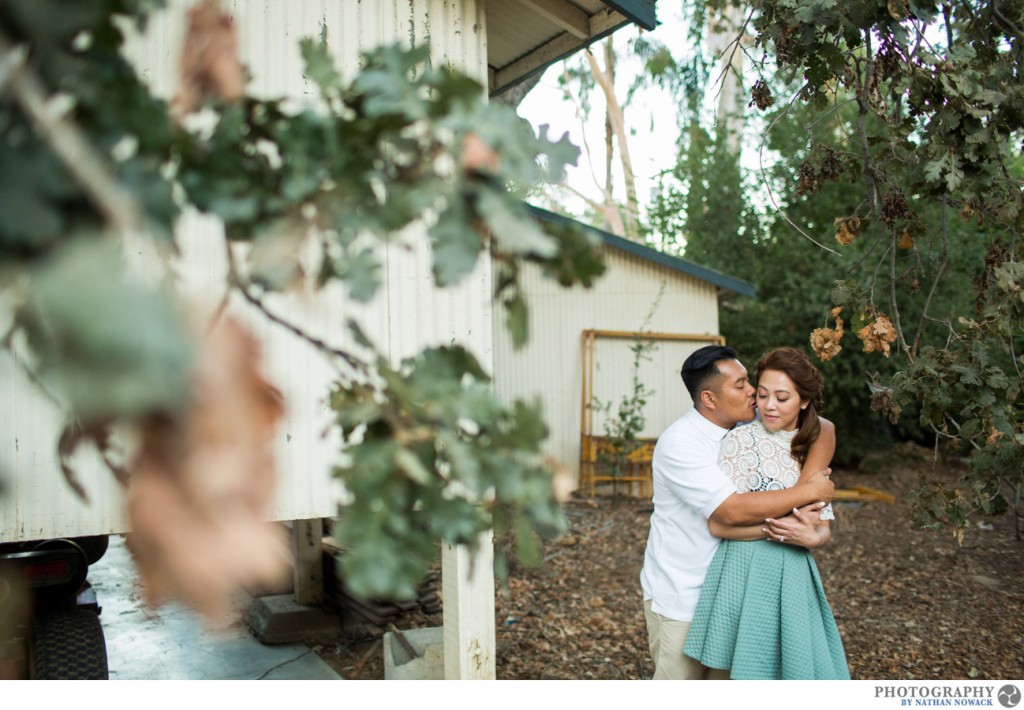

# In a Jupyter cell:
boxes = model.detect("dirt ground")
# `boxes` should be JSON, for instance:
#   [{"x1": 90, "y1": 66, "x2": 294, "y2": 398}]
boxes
[{"x1": 312, "y1": 445, "x2": 1024, "y2": 680}]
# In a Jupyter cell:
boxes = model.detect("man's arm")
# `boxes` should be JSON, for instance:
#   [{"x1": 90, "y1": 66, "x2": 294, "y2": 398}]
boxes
[
  {"x1": 709, "y1": 477, "x2": 832, "y2": 526},
  {"x1": 709, "y1": 501, "x2": 828, "y2": 541},
  {"x1": 708, "y1": 518, "x2": 767, "y2": 541},
  {"x1": 710, "y1": 417, "x2": 837, "y2": 528},
  {"x1": 762, "y1": 416, "x2": 836, "y2": 547}
]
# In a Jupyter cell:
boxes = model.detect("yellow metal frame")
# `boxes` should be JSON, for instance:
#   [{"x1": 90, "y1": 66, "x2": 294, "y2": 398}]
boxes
[{"x1": 578, "y1": 329, "x2": 726, "y2": 498}]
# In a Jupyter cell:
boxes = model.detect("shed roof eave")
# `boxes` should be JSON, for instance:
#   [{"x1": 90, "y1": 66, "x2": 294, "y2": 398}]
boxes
[
  {"x1": 526, "y1": 203, "x2": 756, "y2": 299},
  {"x1": 601, "y1": 1, "x2": 658, "y2": 30}
]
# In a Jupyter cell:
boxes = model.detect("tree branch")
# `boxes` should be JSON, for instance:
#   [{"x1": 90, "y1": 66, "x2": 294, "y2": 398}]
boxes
[
  {"x1": 224, "y1": 241, "x2": 365, "y2": 378},
  {"x1": 554, "y1": 68, "x2": 608, "y2": 199},
  {"x1": 757, "y1": 87, "x2": 842, "y2": 256},
  {"x1": 991, "y1": 0, "x2": 1024, "y2": 41},
  {"x1": 852, "y1": 29, "x2": 890, "y2": 229},
  {"x1": 585, "y1": 47, "x2": 639, "y2": 237},
  {"x1": 549, "y1": 181, "x2": 627, "y2": 236},
  {"x1": 911, "y1": 203, "x2": 950, "y2": 358},
  {"x1": 0, "y1": 32, "x2": 142, "y2": 237},
  {"x1": 709, "y1": 6, "x2": 755, "y2": 97},
  {"x1": 888, "y1": 225, "x2": 913, "y2": 359}
]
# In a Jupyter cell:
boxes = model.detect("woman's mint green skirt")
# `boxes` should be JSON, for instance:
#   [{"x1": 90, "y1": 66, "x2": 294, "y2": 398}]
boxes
[{"x1": 683, "y1": 539, "x2": 850, "y2": 680}]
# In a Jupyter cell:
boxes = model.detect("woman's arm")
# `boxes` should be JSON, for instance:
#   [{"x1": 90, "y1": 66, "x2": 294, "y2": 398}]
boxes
[
  {"x1": 763, "y1": 417, "x2": 837, "y2": 549},
  {"x1": 798, "y1": 416, "x2": 835, "y2": 484},
  {"x1": 737, "y1": 415, "x2": 839, "y2": 549},
  {"x1": 711, "y1": 502, "x2": 829, "y2": 544}
]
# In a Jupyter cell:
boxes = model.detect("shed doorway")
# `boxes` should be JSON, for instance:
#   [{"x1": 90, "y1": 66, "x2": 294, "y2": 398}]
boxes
[{"x1": 578, "y1": 329, "x2": 725, "y2": 498}]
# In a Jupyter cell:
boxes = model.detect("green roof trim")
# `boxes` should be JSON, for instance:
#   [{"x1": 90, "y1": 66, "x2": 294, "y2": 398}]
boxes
[
  {"x1": 527, "y1": 204, "x2": 756, "y2": 298},
  {"x1": 603, "y1": 1, "x2": 658, "y2": 31}
]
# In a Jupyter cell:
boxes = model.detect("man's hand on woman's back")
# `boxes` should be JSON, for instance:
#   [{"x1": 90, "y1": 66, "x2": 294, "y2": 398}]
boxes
[{"x1": 802, "y1": 467, "x2": 834, "y2": 503}]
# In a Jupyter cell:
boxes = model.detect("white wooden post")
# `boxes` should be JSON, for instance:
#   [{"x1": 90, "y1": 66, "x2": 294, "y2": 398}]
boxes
[{"x1": 441, "y1": 532, "x2": 496, "y2": 679}]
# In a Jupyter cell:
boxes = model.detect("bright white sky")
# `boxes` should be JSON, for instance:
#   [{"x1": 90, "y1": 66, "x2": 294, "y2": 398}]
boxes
[{"x1": 514, "y1": 7, "x2": 710, "y2": 224}]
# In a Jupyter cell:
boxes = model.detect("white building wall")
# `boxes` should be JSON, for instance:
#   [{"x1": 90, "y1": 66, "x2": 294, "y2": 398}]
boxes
[
  {"x1": 1, "y1": 0, "x2": 490, "y2": 542},
  {"x1": 492, "y1": 247, "x2": 723, "y2": 485}
]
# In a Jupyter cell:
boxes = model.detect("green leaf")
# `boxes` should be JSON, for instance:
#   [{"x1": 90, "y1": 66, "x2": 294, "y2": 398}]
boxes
[
  {"x1": 514, "y1": 513, "x2": 542, "y2": 567},
  {"x1": 534, "y1": 123, "x2": 581, "y2": 183},
  {"x1": 346, "y1": 318, "x2": 376, "y2": 349},
  {"x1": 430, "y1": 207, "x2": 482, "y2": 287},
  {"x1": 478, "y1": 190, "x2": 557, "y2": 257},
  {"x1": 300, "y1": 37, "x2": 343, "y2": 96},
  {"x1": 395, "y1": 447, "x2": 433, "y2": 485},
  {"x1": 18, "y1": 239, "x2": 193, "y2": 421},
  {"x1": 504, "y1": 293, "x2": 529, "y2": 349},
  {"x1": 332, "y1": 248, "x2": 382, "y2": 302}
]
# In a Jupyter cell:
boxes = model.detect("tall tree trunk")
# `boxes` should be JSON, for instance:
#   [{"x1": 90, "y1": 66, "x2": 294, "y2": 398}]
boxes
[
  {"x1": 586, "y1": 40, "x2": 639, "y2": 239},
  {"x1": 706, "y1": 3, "x2": 747, "y2": 155}
]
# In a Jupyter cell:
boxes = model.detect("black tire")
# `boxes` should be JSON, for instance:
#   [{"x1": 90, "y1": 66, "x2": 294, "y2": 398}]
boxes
[
  {"x1": 32, "y1": 610, "x2": 108, "y2": 680},
  {"x1": 73, "y1": 536, "x2": 109, "y2": 566}
]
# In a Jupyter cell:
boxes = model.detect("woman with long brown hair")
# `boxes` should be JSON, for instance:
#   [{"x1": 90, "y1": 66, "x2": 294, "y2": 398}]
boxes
[{"x1": 682, "y1": 347, "x2": 850, "y2": 679}]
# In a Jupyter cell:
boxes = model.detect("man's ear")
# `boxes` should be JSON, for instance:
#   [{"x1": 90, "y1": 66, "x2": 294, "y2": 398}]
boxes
[{"x1": 700, "y1": 390, "x2": 716, "y2": 410}]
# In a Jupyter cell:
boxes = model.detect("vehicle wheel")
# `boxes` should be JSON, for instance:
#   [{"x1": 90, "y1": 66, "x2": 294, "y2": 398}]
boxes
[
  {"x1": 73, "y1": 536, "x2": 109, "y2": 566},
  {"x1": 32, "y1": 610, "x2": 108, "y2": 679}
]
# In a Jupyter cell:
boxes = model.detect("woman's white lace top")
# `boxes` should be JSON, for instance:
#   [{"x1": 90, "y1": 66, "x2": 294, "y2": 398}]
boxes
[{"x1": 718, "y1": 418, "x2": 835, "y2": 520}]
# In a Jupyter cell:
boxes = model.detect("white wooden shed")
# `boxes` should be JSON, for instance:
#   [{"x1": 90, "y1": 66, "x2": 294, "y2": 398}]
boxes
[
  {"x1": 0, "y1": 0, "x2": 659, "y2": 680},
  {"x1": 493, "y1": 205, "x2": 754, "y2": 495}
]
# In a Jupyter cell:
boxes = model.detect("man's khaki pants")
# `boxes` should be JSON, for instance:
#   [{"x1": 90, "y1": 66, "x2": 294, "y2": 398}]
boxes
[{"x1": 643, "y1": 599, "x2": 730, "y2": 680}]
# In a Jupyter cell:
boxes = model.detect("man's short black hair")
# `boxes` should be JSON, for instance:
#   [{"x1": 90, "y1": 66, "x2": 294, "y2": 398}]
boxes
[{"x1": 681, "y1": 345, "x2": 739, "y2": 402}]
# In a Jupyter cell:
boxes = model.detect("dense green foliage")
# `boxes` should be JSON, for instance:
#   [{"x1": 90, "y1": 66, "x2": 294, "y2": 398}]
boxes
[
  {"x1": 0, "y1": 0, "x2": 605, "y2": 597},
  {"x1": 656, "y1": 104, "x2": 988, "y2": 467},
  {"x1": 656, "y1": 0, "x2": 1024, "y2": 535}
]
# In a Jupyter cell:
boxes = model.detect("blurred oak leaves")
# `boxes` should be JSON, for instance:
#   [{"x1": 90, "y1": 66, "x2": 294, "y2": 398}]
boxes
[
  {"x1": 16, "y1": 239, "x2": 193, "y2": 422},
  {"x1": 329, "y1": 335, "x2": 568, "y2": 600},
  {"x1": 1, "y1": 1, "x2": 601, "y2": 608}
]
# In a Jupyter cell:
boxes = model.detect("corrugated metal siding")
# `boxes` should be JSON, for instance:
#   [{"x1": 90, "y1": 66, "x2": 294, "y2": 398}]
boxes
[
  {"x1": 1, "y1": 0, "x2": 490, "y2": 543},
  {"x1": 0, "y1": 345, "x2": 127, "y2": 543},
  {"x1": 492, "y1": 246, "x2": 722, "y2": 485}
]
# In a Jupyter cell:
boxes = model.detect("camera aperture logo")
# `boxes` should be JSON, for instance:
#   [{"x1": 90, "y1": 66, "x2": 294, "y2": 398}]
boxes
[
  {"x1": 998, "y1": 686, "x2": 1021, "y2": 709},
  {"x1": 873, "y1": 686, "x2": 1022, "y2": 707}
]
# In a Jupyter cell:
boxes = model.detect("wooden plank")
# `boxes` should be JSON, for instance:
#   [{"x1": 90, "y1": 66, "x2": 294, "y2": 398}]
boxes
[
  {"x1": 833, "y1": 485, "x2": 896, "y2": 504},
  {"x1": 582, "y1": 328, "x2": 726, "y2": 343},
  {"x1": 291, "y1": 518, "x2": 325, "y2": 605},
  {"x1": 512, "y1": 0, "x2": 590, "y2": 39},
  {"x1": 492, "y1": 10, "x2": 628, "y2": 92}
]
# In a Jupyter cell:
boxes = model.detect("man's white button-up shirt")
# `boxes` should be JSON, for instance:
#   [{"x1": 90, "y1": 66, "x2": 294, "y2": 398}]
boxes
[{"x1": 640, "y1": 407, "x2": 738, "y2": 621}]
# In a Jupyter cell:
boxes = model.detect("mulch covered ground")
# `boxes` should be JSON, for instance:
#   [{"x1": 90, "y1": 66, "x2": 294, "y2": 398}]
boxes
[{"x1": 313, "y1": 445, "x2": 1024, "y2": 680}]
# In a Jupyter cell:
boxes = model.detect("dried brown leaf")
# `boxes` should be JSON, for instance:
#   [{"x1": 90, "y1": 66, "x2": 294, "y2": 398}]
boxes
[
  {"x1": 857, "y1": 313, "x2": 898, "y2": 357},
  {"x1": 810, "y1": 317, "x2": 844, "y2": 362},
  {"x1": 175, "y1": 0, "x2": 246, "y2": 116},
  {"x1": 126, "y1": 318, "x2": 289, "y2": 627},
  {"x1": 834, "y1": 216, "x2": 861, "y2": 246},
  {"x1": 461, "y1": 132, "x2": 501, "y2": 174}
]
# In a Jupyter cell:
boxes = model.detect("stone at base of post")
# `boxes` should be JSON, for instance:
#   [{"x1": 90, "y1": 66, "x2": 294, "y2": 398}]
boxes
[
  {"x1": 383, "y1": 626, "x2": 445, "y2": 680},
  {"x1": 245, "y1": 594, "x2": 342, "y2": 644}
]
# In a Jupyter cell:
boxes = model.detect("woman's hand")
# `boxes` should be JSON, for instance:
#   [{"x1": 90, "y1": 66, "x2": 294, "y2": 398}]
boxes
[{"x1": 764, "y1": 504, "x2": 830, "y2": 549}]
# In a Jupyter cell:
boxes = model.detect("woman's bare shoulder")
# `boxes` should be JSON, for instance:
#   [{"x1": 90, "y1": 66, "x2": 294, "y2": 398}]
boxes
[{"x1": 818, "y1": 416, "x2": 836, "y2": 439}]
